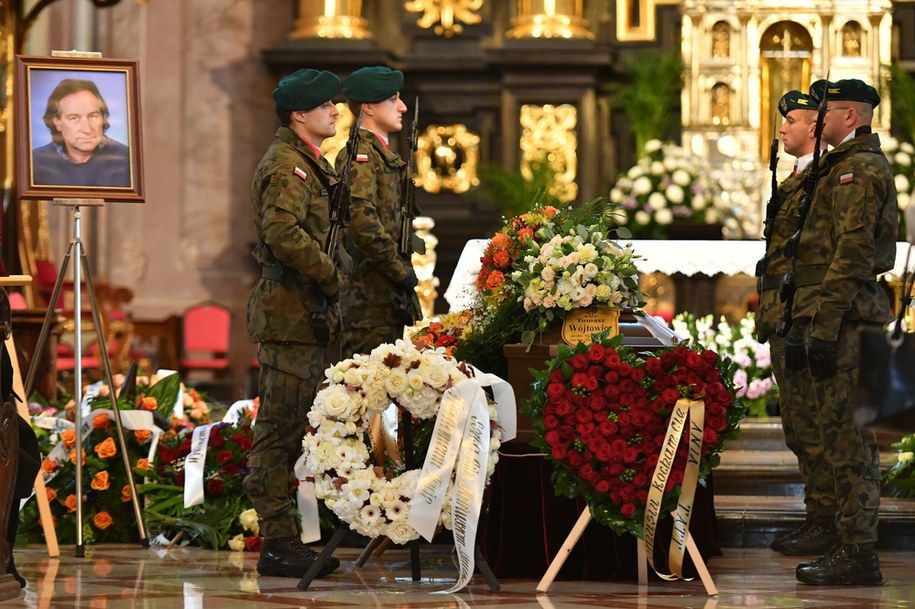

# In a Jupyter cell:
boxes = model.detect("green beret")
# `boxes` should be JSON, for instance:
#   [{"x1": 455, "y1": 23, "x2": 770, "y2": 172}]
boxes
[
  {"x1": 342, "y1": 66, "x2": 404, "y2": 103},
  {"x1": 272, "y1": 69, "x2": 340, "y2": 111},
  {"x1": 778, "y1": 90, "x2": 817, "y2": 117},
  {"x1": 808, "y1": 78, "x2": 880, "y2": 107}
]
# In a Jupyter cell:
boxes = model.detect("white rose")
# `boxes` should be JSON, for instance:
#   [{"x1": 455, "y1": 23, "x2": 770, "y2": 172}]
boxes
[
  {"x1": 407, "y1": 371, "x2": 425, "y2": 391},
  {"x1": 315, "y1": 385, "x2": 356, "y2": 419},
  {"x1": 632, "y1": 176, "x2": 653, "y2": 195},
  {"x1": 384, "y1": 369, "x2": 409, "y2": 397},
  {"x1": 635, "y1": 210, "x2": 651, "y2": 225},
  {"x1": 896, "y1": 174, "x2": 910, "y2": 194},
  {"x1": 655, "y1": 208, "x2": 673, "y2": 225},
  {"x1": 424, "y1": 365, "x2": 450, "y2": 389},
  {"x1": 671, "y1": 168, "x2": 689, "y2": 186},
  {"x1": 343, "y1": 367, "x2": 368, "y2": 387},
  {"x1": 386, "y1": 520, "x2": 419, "y2": 544},
  {"x1": 665, "y1": 184, "x2": 685, "y2": 204},
  {"x1": 647, "y1": 191, "x2": 667, "y2": 211}
]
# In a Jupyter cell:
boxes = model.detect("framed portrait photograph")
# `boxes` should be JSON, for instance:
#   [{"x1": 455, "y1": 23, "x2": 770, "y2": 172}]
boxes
[{"x1": 15, "y1": 55, "x2": 144, "y2": 202}]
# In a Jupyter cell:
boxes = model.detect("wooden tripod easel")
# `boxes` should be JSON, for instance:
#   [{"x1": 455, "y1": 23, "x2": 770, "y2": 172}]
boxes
[
  {"x1": 0, "y1": 275, "x2": 59, "y2": 557},
  {"x1": 535, "y1": 506, "x2": 716, "y2": 596}
]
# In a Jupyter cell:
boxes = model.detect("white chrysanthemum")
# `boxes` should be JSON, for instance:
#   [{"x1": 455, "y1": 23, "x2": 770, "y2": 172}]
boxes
[
  {"x1": 627, "y1": 164, "x2": 645, "y2": 179},
  {"x1": 895, "y1": 151, "x2": 912, "y2": 167},
  {"x1": 650, "y1": 160, "x2": 665, "y2": 176},
  {"x1": 655, "y1": 208, "x2": 673, "y2": 225},
  {"x1": 665, "y1": 184, "x2": 685, "y2": 204},
  {"x1": 632, "y1": 176, "x2": 653, "y2": 195},
  {"x1": 672, "y1": 168, "x2": 691, "y2": 187},
  {"x1": 647, "y1": 191, "x2": 667, "y2": 211},
  {"x1": 609, "y1": 187, "x2": 623, "y2": 203},
  {"x1": 239, "y1": 508, "x2": 259, "y2": 535},
  {"x1": 898, "y1": 192, "x2": 911, "y2": 211},
  {"x1": 635, "y1": 210, "x2": 651, "y2": 225},
  {"x1": 884, "y1": 136, "x2": 900, "y2": 153},
  {"x1": 895, "y1": 174, "x2": 910, "y2": 195}
]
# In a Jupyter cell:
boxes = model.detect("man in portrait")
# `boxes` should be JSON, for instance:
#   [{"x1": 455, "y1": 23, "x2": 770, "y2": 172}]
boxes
[{"x1": 31, "y1": 78, "x2": 130, "y2": 188}]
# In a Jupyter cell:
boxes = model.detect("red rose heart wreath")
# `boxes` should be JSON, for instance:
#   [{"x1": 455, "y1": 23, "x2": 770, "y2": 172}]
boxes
[{"x1": 525, "y1": 333, "x2": 744, "y2": 543}]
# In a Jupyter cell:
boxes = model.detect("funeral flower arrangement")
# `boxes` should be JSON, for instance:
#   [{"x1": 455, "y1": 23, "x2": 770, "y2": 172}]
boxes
[
  {"x1": 524, "y1": 333, "x2": 744, "y2": 537},
  {"x1": 886, "y1": 433, "x2": 915, "y2": 498},
  {"x1": 20, "y1": 374, "x2": 186, "y2": 545},
  {"x1": 410, "y1": 310, "x2": 473, "y2": 356},
  {"x1": 609, "y1": 139, "x2": 722, "y2": 239},
  {"x1": 303, "y1": 339, "x2": 502, "y2": 544},
  {"x1": 672, "y1": 311, "x2": 776, "y2": 417},
  {"x1": 882, "y1": 136, "x2": 914, "y2": 240}
]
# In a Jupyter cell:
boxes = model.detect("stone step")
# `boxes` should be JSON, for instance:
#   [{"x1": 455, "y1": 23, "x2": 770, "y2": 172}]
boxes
[{"x1": 714, "y1": 495, "x2": 915, "y2": 550}]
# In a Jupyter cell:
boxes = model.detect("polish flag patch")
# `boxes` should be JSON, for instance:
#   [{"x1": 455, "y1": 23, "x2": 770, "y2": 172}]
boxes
[
  {"x1": 293, "y1": 166, "x2": 307, "y2": 181},
  {"x1": 839, "y1": 173, "x2": 854, "y2": 184},
  {"x1": 355, "y1": 153, "x2": 369, "y2": 162}
]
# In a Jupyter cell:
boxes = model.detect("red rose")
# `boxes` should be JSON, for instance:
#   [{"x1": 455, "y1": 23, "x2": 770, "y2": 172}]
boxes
[
  {"x1": 556, "y1": 401, "x2": 573, "y2": 417},
  {"x1": 619, "y1": 485, "x2": 635, "y2": 501},
  {"x1": 549, "y1": 369, "x2": 565, "y2": 383},
  {"x1": 544, "y1": 414, "x2": 561, "y2": 430},
  {"x1": 544, "y1": 430, "x2": 560, "y2": 445},
  {"x1": 604, "y1": 384, "x2": 620, "y2": 400},
  {"x1": 595, "y1": 480, "x2": 610, "y2": 493},
  {"x1": 717, "y1": 392, "x2": 734, "y2": 407},
  {"x1": 604, "y1": 351, "x2": 621, "y2": 367},
  {"x1": 618, "y1": 363, "x2": 633, "y2": 377},
  {"x1": 551, "y1": 445, "x2": 568, "y2": 460},
  {"x1": 597, "y1": 420, "x2": 618, "y2": 437},
  {"x1": 571, "y1": 372, "x2": 590, "y2": 389},
  {"x1": 569, "y1": 354, "x2": 589, "y2": 371},
  {"x1": 686, "y1": 352, "x2": 703, "y2": 369},
  {"x1": 619, "y1": 378, "x2": 636, "y2": 393},
  {"x1": 660, "y1": 351, "x2": 677, "y2": 368},
  {"x1": 579, "y1": 464, "x2": 595, "y2": 479},
  {"x1": 636, "y1": 489, "x2": 649, "y2": 505},
  {"x1": 633, "y1": 473, "x2": 648, "y2": 487},
  {"x1": 244, "y1": 536, "x2": 264, "y2": 552},
  {"x1": 176, "y1": 470, "x2": 185, "y2": 486},
  {"x1": 596, "y1": 445, "x2": 613, "y2": 462},
  {"x1": 547, "y1": 382, "x2": 567, "y2": 401},
  {"x1": 701, "y1": 349, "x2": 719, "y2": 363},
  {"x1": 208, "y1": 431, "x2": 225, "y2": 449},
  {"x1": 578, "y1": 422, "x2": 595, "y2": 437},
  {"x1": 575, "y1": 408, "x2": 592, "y2": 423},
  {"x1": 222, "y1": 463, "x2": 240, "y2": 477},
  {"x1": 630, "y1": 367, "x2": 646, "y2": 382},
  {"x1": 619, "y1": 394, "x2": 635, "y2": 409},
  {"x1": 645, "y1": 357, "x2": 662, "y2": 376},
  {"x1": 705, "y1": 369, "x2": 721, "y2": 383},
  {"x1": 583, "y1": 375, "x2": 599, "y2": 392},
  {"x1": 661, "y1": 388, "x2": 680, "y2": 405},
  {"x1": 567, "y1": 451, "x2": 584, "y2": 467},
  {"x1": 620, "y1": 503, "x2": 637, "y2": 518},
  {"x1": 206, "y1": 478, "x2": 225, "y2": 497},
  {"x1": 558, "y1": 425, "x2": 574, "y2": 440},
  {"x1": 179, "y1": 439, "x2": 192, "y2": 454},
  {"x1": 588, "y1": 344, "x2": 606, "y2": 362},
  {"x1": 617, "y1": 412, "x2": 632, "y2": 427},
  {"x1": 703, "y1": 428, "x2": 719, "y2": 445},
  {"x1": 215, "y1": 450, "x2": 234, "y2": 464},
  {"x1": 623, "y1": 447, "x2": 638, "y2": 463}
]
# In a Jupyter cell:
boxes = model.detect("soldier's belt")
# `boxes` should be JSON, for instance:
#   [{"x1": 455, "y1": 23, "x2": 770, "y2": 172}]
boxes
[
  {"x1": 261, "y1": 263, "x2": 313, "y2": 286},
  {"x1": 760, "y1": 266, "x2": 828, "y2": 291}
]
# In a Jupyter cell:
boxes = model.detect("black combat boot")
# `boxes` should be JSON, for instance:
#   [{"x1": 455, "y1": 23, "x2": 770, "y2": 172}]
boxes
[
  {"x1": 773, "y1": 518, "x2": 837, "y2": 556},
  {"x1": 795, "y1": 542, "x2": 883, "y2": 586},
  {"x1": 256, "y1": 536, "x2": 340, "y2": 578},
  {"x1": 770, "y1": 516, "x2": 817, "y2": 551}
]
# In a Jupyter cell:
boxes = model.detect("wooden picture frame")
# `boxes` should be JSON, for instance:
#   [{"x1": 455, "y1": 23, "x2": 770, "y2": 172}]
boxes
[{"x1": 14, "y1": 55, "x2": 144, "y2": 202}]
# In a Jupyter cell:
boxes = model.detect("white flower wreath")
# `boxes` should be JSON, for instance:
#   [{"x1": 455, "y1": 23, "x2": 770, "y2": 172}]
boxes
[{"x1": 302, "y1": 340, "x2": 503, "y2": 544}]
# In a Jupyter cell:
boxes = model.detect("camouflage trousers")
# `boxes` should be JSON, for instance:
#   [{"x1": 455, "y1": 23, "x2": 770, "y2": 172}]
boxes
[
  {"x1": 342, "y1": 323, "x2": 403, "y2": 360},
  {"x1": 770, "y1": 335, "x2": 837, "y2": 519},
  {"x1": 243, "y1": 343, "x2": 325, "y2": 539},
  {"x1": 798, "y1": 321, "x2": 881, "y2": 543}
]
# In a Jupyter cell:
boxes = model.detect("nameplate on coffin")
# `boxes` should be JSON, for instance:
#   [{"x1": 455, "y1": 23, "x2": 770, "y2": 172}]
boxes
[{"x1": 560, "y1": 308, "x2": 619, "y2": 346}]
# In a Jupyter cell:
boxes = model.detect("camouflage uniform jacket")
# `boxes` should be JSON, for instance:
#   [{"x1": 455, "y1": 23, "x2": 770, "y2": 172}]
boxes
[
  {"x1": 247, "y1": 126, "x2": 339, "y2": 349},
  {"x1": 791, "y1": 133, "x2": 898, "y2": 341},
  {"x1": 338, "y1": 129, "x2": 411, "y2": 325},
  {"x1": 756, "y1": 168, "x2": 808, "y2": 342}
]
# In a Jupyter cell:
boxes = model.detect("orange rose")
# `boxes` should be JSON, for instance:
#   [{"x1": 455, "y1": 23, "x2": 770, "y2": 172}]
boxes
[
  {"x1": 492, "y1": 250, "x2": 511, "y2": 268},
  {"x1": 136, "y1": 458, "x2": 149, "y2": 471},
  {"x1": 485, "y1": 270, "x2": 505, "y2": 290},
  {"x1": 60, "y1": 429, "x2": 76, "y2": 447},
  {"x1": 91, "y1": 471, "x2": 110, "y2": 491},
  {"x1": 543, "y1": 205, "x2": 559, "y2": 218},
  {"x1": 65, "y1": 494, "x2": 78, "y2": 513},
  {"x1": 490, "y1": 232, "x2": 511, "y2": 250},
  {"x1": 92, "y1": 511, "x2": 113, "y2": 530},
  {"x1": 94, "y1": 437, "x2": 117, "y2": 459},
  {"x1": 121, "y1": 485, "x2": 132, "y2": 503},
  {"x1": 92, "y1": 413, "x2": 110, "y2": 429},
  {"x1": 69, "y1": 449, "x2": 86, "y2": 465},
  {"x1": 138, "y1": 396, "x2": 158, "y2": 411},
  {"x1": 517, "y1": 227, "x2": 534, "y2": 242},
  {"x1": 134, "y1": 429, "x2": 151, "y2": 444},
  {"x1": 46, "y1": 487, "x2": 57, "y2": 501},
  {"x1": 41, "y1": 457, "x2": 57, "y2": 474}
]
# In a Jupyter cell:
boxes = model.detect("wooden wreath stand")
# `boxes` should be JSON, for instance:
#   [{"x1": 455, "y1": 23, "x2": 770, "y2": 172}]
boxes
[
  {"x1": 535, "y1": 506, "x2": 717, "y2": 595},
  {"x1": 0, "y1": 275, "x2": 60, "y2": 558}
]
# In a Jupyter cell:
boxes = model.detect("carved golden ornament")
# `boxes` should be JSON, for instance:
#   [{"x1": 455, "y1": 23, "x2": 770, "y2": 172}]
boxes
[
  {"x1": 321, "y1": 103, "x2": 354, "y2": 164},
  {"x1": 415, "y1": 124, "x2": 480, "y2": 194},
  {"x1": 519, "y1": 104, "x2": 578, "y2": 202},
  {"x1": 291, "y1": 0, "x2": 373, "y2": 40},
  {"x1": 411, "y1": 216, "x2": 439, "y2": 320},
  {"x1": 404, "y1": 0, "x2": 482, "y2": 38},
  {"x1": 507, "y1": 0, "x2": 593, "y2": 40}
]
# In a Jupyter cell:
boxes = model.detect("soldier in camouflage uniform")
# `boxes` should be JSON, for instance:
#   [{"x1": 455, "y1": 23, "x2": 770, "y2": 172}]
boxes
[
  {"x1": 244, "y1": 68, "x2": 343, "y2": 579},
  {"x1": 757, "y1": 91, "x2": 838, "y2": 557},
  {"x1": 783, "y1": 79, "x2": 896, "y2": 586},
  {"x1": 337, "y1": 66, "x2": 419, "y2": 358}
]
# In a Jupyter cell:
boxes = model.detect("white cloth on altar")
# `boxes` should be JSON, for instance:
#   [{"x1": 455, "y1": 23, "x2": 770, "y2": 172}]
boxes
[{"x1": 444, "y1": 239, "x2": 914, "y2": 312}]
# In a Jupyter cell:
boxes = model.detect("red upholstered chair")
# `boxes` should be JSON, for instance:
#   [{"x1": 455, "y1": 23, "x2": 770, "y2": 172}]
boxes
[{"x1": 180, "y1": 302, "x2": 231, "y2": 381}]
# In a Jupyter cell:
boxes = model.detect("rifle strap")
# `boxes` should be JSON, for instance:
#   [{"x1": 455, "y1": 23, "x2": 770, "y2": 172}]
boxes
[{"x1": 760, "y1": 266, "x2": 829, "y2": 291}]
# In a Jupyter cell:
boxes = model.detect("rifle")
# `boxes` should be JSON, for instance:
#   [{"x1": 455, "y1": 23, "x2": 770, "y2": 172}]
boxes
[
  {"x1": 756, "y1": 120, "x2": 781, "y2": 289},
  {"x1": 325, "y1": 109, "x2": 363, "y2": 257},
  {"x1": 775, "y1": 79, "x2": 829, "y2": 337},
  {"x1": 394, "y1": 97, "x2": 423, "y2": 324}
]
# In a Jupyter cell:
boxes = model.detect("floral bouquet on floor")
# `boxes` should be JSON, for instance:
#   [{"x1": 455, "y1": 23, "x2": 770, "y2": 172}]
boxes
[
  {"x1": 672, "y1": 311, "x2": 776, "y2": 417},
  {"x1": 18, "y1": 373, "x2": 186, "y2": 545},
  {"x1": 409, "y1": 310, "x2": 473, "y2": 356},
  {"x1": 524, "y1": 332, "x2": 745, "y2": 538},
  {"x1": 609, "y1": 140, "x2": 723, "y2": 239}
]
